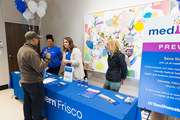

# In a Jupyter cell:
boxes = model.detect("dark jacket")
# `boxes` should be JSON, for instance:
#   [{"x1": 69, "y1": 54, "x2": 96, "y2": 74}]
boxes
[
  {"x1": 106, "y1": 51, "x2": 127, "y2": 82},
  {"x1": 17, "y1": 43, "x2": 50, "y2": 83}
]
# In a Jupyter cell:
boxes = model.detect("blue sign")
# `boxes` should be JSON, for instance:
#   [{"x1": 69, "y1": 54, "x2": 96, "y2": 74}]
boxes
[{"x1": 138, "y1": 16, "x2": 180, "y2": 118}]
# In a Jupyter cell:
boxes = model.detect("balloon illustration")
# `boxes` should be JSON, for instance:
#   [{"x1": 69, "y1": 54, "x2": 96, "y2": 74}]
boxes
[{"x1": 134, "y1": 21, "x2": 144, "y2": 32}]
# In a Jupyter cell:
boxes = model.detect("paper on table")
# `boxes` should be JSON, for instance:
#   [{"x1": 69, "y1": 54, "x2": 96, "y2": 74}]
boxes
[
  {"x1": 43, "y1": 78, "x2": 56, "y2": 84},
  {"x1": 124, "y1": 96, "x2": 135, "y2": 104},
  {"x1": 98, "y1": 94, "x2": 119, "y2": 105},
  {"x1": 78, "y1": 88, "x2": 100, "y2": 99}
]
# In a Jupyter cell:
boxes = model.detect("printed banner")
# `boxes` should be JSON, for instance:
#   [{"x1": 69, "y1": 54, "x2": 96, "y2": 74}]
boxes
[{"x1": 138, "y1": 16, "x2": 180, "y2": 118}]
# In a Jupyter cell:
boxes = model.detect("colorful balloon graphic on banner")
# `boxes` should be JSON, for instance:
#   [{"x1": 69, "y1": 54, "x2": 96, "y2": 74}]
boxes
[{"x1": 134, "y1": 21, "x2": 144, "y2": 31}]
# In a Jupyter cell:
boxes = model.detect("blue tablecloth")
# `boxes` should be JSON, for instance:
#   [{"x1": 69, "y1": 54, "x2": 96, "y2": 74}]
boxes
[{"x1": 9, "y1": 71, "x2": 141, "y2": 120}]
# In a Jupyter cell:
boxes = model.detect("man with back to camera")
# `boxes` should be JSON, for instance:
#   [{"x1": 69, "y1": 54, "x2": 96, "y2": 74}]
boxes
[{"x1": 17, "y1": 31, "x2": 51, "y2": 120}]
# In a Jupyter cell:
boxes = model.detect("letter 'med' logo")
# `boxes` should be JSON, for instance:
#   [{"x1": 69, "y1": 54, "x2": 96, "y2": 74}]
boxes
[{"x1": 149, "y1": 16, "x2": 180, "y2": 35}]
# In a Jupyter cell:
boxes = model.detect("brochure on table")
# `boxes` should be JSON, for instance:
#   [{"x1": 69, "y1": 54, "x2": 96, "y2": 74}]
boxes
[
  {"x1": 79, "y1": 88, "x2": 100, "y2": 99},
  {"x1": 98, "y1": 94, "x2": 119, "y2": 105},
  {"x1": 138, "y1": 15, "x2": 180, "y2": 118},
  {"x1": 63, "y1": 66, "x2": 74, "y2": 82}
]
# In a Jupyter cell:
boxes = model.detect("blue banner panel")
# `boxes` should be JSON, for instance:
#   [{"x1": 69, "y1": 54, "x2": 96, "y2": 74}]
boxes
[{"x1": 138, "y1": 51, "x2": 180, "y2": 118}]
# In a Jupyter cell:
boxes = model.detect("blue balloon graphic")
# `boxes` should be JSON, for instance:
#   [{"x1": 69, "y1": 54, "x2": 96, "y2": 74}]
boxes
[
  {"x1": 130, "y1": 56, "x2": 137, "y2": 66},
  {"x1": 177, "y1": 0, "x2": 180, "y2": 2},
  {"x1": 14, "y1": 0, "x2": 26, "y2": 13},
  {"x1": 86, "y1": 40, "x2": 93, "y2": 49},
  {"x1": 103, "y1": 49, "x2": 107, "y2": 57},
  {"x1": 143, "y1": 12, "x2": 152, "y2": 18},
  {"x1": 179, "y1": 3, "x2": 180, "y2": 11}
]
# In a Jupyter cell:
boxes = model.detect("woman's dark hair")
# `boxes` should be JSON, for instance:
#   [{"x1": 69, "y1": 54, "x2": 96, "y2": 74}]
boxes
[
  {"x1": 46, "y1": 34, "x2": 54, "y2": 42},
  {"x1": 63, "y1": 37, "x2": 75, "y2": 51}
]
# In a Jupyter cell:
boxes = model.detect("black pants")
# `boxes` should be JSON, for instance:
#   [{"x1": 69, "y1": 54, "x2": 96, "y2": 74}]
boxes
[
  {"x1": 47, "y1": 65, "x2": 60, "y2": 75},
  {"x1": 22, "y1": 81, "x2": 44, "y2": 120}
]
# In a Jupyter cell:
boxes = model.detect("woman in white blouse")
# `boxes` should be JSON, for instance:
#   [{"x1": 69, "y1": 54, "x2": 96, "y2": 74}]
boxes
[{"x1": 62, "y1": 37, "x2": 85, "y2": 79}]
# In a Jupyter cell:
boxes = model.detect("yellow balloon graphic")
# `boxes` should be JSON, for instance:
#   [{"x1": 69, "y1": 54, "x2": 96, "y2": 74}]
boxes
[
  {"x1": 85, "y1": 46, "x2": 88, "y2": 54},
  {"x1": 134, "y1": 21, "x2": 144, "y2": 31},
  {"x1": 96, "y1": 61, "x2": 104, "y2": 70}
]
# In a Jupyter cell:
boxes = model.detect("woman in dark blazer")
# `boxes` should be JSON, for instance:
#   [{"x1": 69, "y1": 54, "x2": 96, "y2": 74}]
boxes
[{"x1": 103, "y1": 38, "x2": 127, "y2": 92}]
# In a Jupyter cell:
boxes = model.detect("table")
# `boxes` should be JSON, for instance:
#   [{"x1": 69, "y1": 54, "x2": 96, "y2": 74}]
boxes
[{"x1": 9, "y1": 71, "x2": 141, "y2": 120}]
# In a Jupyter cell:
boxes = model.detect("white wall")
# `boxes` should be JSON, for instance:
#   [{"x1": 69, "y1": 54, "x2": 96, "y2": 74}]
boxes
[
  {"x1": 41, "y1": 0, "x2": 167, "y2": 97},
  {"x1": 0, "y1": 0, "x2": 16, "y2": 86},
  {"x1": 0, "y1": 0, "x2": 39, "y2": 86},
  {"x1": 0, "y1": 18, "x2": 9, "y2": 85}
]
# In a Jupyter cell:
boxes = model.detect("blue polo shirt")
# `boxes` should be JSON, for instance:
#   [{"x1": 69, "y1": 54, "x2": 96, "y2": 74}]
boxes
[
  {"x1": 65, "y1": 50, "x2": 71, "y2": 66},
  {"x1": 42, "y1": 46, "x2": 62, "y2": 68}
]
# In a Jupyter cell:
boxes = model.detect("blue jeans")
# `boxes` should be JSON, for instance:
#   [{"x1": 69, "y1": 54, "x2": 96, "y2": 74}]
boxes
[
  {"x1": 103, "y1": 79, "x2": 122, "y2": 92},
  {"x1": 22, "y1": 81, "x2": 44, "y2": 120}
]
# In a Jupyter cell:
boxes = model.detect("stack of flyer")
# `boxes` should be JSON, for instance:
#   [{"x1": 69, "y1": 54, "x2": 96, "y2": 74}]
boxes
[
  {"x1": 124, "y1": 96, "x2": 135, "y2": 104},
  {"x1": 63, "y1": 66, "x2": 74, "y2": 82},
  {"x1": 79, "y1": 88, "x2": 100, "y2": 99}
]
